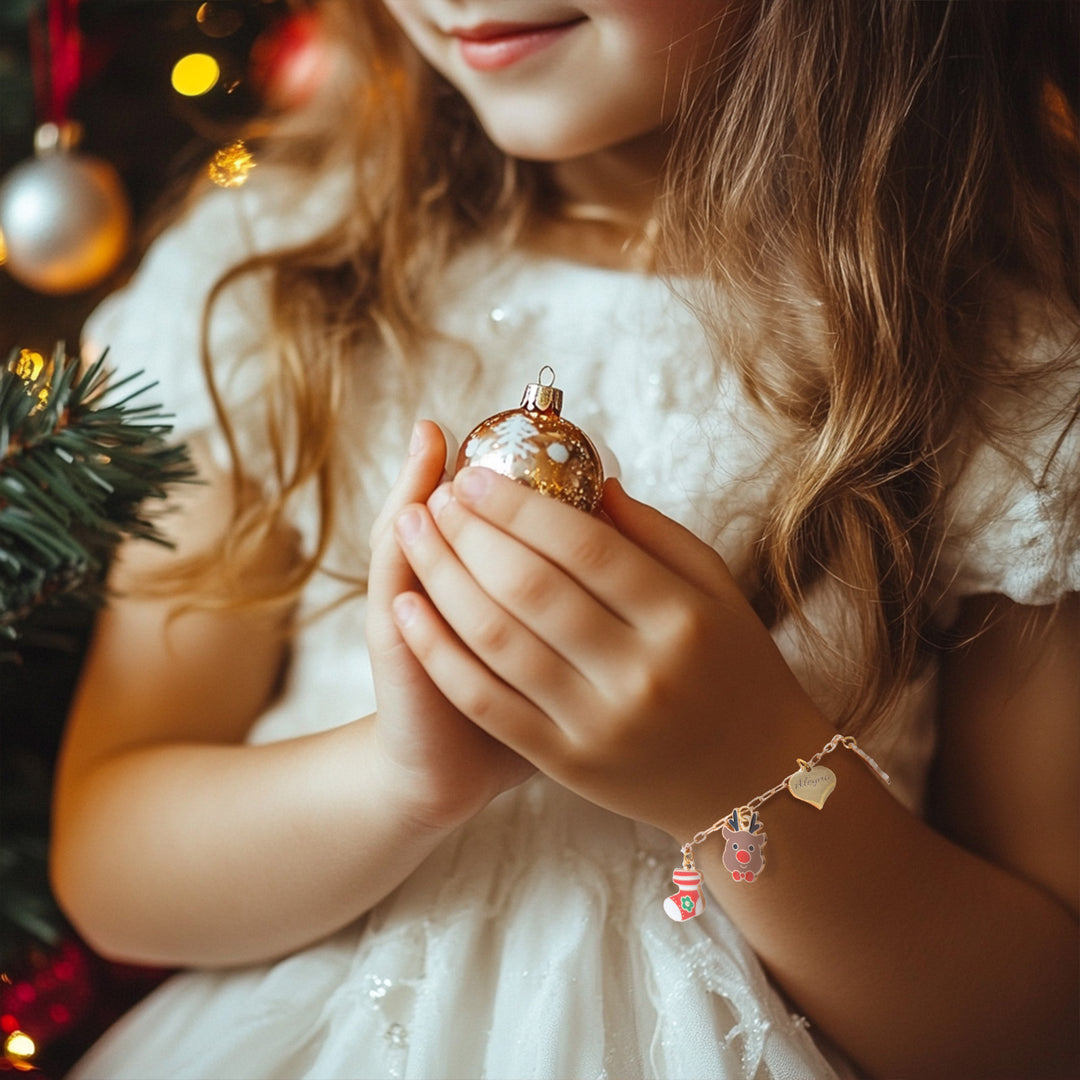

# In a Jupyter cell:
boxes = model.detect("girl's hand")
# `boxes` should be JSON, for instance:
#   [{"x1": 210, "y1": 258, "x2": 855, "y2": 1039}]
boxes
[
  {"x1": 367, "y1": 425, "x2": 532, "y2": 829},
  {"x1": 392, "y1": 466, "x2": 834, "y2": 838}
]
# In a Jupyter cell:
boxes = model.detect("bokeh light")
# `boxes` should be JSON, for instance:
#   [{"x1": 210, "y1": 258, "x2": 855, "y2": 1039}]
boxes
[
  {"x1": 208, "y1": 139, "x2": 256, "y2": 188},
  {"x1": 196, "y1": 3, "x2": 245, "y2": 38},
  {"x1": 171, "y1": 53, "x2": 221, "y2": 97},
  {"x1": 12, "y1": 350, "x2": 45, "y2": 381},
  {"x1": 4, "y1": 1029, "x2": 37, "y2": 1063}
]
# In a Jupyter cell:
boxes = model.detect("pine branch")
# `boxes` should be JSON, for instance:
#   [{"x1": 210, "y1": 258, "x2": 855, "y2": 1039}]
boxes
[{"x1": 0, "y1": 344, "x2": 198, "y2": 641}]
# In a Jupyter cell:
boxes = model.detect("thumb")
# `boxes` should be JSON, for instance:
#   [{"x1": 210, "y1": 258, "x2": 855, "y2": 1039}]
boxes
[{"x1": 370, "y1": 420, "x2": 448, "y2": 544}]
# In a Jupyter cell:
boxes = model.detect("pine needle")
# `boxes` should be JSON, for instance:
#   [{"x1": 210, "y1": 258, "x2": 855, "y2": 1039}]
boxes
[{"x1": 0, "y1": 344, "x2": 198, "y2": 641}]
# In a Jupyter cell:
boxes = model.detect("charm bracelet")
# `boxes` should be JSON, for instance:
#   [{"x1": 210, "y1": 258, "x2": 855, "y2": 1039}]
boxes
[{"x1": 663, "y1": 735, "x2": 890, "y2": 921}]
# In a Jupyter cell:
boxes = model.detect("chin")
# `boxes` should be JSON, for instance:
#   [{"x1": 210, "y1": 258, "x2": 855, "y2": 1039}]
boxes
[
  {"x1": 486, "y1": 137, "x2": 587, "y2": 163},
  {"x1": 476, "y1": 113, "x2": 645, "y2": 164}
]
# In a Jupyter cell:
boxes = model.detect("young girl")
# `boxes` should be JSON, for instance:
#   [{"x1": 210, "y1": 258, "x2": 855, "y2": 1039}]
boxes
[{"x1": 53, "y1": 2, "x2": 1077, "y2": 1077}]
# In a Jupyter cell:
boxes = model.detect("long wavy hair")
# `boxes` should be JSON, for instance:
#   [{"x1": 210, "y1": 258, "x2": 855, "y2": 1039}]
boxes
[{"x1": 176, "y1": 0, "x2": 1078, "y2": 728}]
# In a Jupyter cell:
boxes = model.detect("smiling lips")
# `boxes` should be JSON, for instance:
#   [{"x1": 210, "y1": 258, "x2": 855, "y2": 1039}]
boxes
[{"x1": 452, "y1": 18, "x2": 586, "y2": 71}]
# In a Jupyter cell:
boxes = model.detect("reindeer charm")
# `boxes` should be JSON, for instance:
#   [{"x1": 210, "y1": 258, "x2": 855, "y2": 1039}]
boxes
[{"x1": 720, "y1": 810, "x2": 767, "y2": 883}]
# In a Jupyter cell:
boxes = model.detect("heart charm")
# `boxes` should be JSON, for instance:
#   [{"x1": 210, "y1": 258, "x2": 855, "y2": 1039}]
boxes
[{"x1": 788, "y1": 765, "x2": 836, "y2": 809}]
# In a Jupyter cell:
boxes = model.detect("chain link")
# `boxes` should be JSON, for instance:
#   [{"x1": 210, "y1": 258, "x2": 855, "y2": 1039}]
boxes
[{"x1": 681, "y1": 734, "x2": 889, "y2": 867}]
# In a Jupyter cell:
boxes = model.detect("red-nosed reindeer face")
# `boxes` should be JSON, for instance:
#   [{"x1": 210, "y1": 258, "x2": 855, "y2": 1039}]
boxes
[{"x1": 720, "y1": 816, "x2": 767, "y2": 881}]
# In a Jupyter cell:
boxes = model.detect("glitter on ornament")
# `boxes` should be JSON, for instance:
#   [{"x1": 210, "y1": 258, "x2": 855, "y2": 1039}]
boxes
[
  {"x1": 208, "y1": 139, "x2": 257, "y2": 188},
  {"x1": 456, "y1": 367, "x2": 604, "y2": 513}
]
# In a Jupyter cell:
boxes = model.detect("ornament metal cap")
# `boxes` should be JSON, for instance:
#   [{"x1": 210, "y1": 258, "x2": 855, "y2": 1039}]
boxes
[
  {"x1": 34, "y1": 121, "x2": 82, "y2": 155},
  {"x1": 520, "y1": 365, "x2": 562, "y2": 414}
]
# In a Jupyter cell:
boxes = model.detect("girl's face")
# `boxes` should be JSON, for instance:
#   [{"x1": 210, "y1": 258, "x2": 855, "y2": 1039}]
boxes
[{"x1": 381, "y1": 1, "x2": 740, "y2": 162}]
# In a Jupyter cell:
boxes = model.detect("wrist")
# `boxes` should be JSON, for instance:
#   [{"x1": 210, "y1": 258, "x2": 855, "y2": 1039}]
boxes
[
  {"x1": 362, "y1": 716, "x2": 502, "y2": 834},
  {"x1": 655, "y1": 698, "x2": 839, "y2": 845},
  {"x1": 663, "y1": 725, "x2": 892, "y2": 908}
]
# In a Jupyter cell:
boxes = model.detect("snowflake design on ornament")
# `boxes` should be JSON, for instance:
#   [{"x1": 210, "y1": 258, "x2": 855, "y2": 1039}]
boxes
[{"x1": 465, "y1": 413, "x2": 541, "y2": 462}]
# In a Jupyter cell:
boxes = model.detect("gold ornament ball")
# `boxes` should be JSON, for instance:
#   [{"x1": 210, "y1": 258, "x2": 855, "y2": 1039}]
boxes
[
  {"x1": 455, "y1": 369, "x2": 604, "y2": 514},
  {"x1": 0, "y1": 149, "x2": 131, "y2": 294}
]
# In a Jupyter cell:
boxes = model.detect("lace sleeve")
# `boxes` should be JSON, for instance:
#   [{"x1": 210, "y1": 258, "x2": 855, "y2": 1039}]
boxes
[{"x1": 940, "y1": 307, "x2": 1079, "y2": 605}]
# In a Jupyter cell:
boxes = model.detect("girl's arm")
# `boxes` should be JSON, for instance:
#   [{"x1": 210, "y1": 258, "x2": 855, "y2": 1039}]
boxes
[
  {"x1": 51, "y1": 425, "x2": 526, "y2": 969},
  {"x1": 932, "y1": 593, "x2": 1078, "y2": 918},
  {"x1": 706, "y1": 592, "x2": 1078, "y2": 1080},
  {"x1": 392, "y1": 468, "x2": 1078, "y2": 1080}
]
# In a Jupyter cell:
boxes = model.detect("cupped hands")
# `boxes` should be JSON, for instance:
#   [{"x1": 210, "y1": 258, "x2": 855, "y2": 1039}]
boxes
[
  {"x1": 391, "y1": 456, "x2": 834, "y2": 840},
  {"x1": 366, "y1": 421, "x2": 534, "y2": 831}
]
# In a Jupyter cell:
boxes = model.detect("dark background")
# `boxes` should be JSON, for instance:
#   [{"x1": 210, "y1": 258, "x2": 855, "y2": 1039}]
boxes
[
  {"x1": 0, "y1": 0, "x2": 287, "y2": 356},
  {"x1": 0, "y1": 3, "x2": 297, "y2": 1072}
]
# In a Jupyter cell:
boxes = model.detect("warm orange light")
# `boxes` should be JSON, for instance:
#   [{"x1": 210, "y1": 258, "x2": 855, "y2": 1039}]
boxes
[
  {"x1": 11, "y1": 349, "x2": 45, "y2": 382},
  {"x1": 208, "y1": 139, "x2": 257, "y2": 188},
  {"x1": 4, "y1": 1029, "x2": 36, "y2": 1063}
]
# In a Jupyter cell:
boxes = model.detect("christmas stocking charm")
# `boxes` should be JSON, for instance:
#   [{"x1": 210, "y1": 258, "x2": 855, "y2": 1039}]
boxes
[{"x1": 663, "y1": 867, "x2": 704, "y2": 921}]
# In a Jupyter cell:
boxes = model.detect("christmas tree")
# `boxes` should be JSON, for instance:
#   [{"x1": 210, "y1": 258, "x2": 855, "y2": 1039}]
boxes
[
  {"x1": 0, "y1": 4, "x2": 317, "y2": 1070},
  {"x1": 1, "y1": 343, "x2": 196, "y2": 648},
  {"x1": 0, "y1": 344, "x2": 194, "y2": 1076}
]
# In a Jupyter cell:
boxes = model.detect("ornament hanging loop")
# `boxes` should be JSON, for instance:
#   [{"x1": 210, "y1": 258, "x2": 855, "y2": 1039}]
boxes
[
  {"x1": 34, "y1": 120, "x2": 82, "y2": 155},
  {"x1": 521, "y1": 368, "x2": 563, "y2": 414}
]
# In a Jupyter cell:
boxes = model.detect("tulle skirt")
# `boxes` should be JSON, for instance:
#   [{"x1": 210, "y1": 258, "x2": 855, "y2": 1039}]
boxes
[{"x1": 69, "y1": 779, "x2": 840, "y2": 1080}]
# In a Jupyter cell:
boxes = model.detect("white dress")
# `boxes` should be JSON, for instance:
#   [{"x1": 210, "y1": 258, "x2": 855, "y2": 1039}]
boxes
[{"x1": 71, "y1": 172, "x2": 1079, "y2": 1080}]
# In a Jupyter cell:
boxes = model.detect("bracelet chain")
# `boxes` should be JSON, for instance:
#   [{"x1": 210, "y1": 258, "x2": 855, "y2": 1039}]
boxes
[{"x1": 680, "y1": 734, "x2": 890, "y2": 867}]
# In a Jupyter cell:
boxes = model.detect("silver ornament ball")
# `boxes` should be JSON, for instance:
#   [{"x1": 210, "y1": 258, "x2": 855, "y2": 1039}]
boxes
[{"x1": 0, "y1": 150, "x2": 131, "y2": 294}]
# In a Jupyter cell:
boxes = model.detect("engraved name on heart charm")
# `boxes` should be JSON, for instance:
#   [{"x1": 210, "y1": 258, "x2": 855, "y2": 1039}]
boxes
[{"x1": 788, "y1": 765, "x2": 837, "y2": 809}]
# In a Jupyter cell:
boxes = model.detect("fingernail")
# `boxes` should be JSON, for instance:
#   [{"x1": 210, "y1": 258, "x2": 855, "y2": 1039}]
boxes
[
  {"x1": 395, "y1": 507, "x2": 423, "y2": 544},
  {"x1": 392, "y1": 593, "x2": 418, "y2": 628},
  {"x1": 408, "y1": 422, "x2": 423, "y2": 455},
  {"x1": 456, "y1": 466, "x2": 492, "y2": 502},
  {"x1": 428, "y1": 483, "x2": 452, "y2": 518}
]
